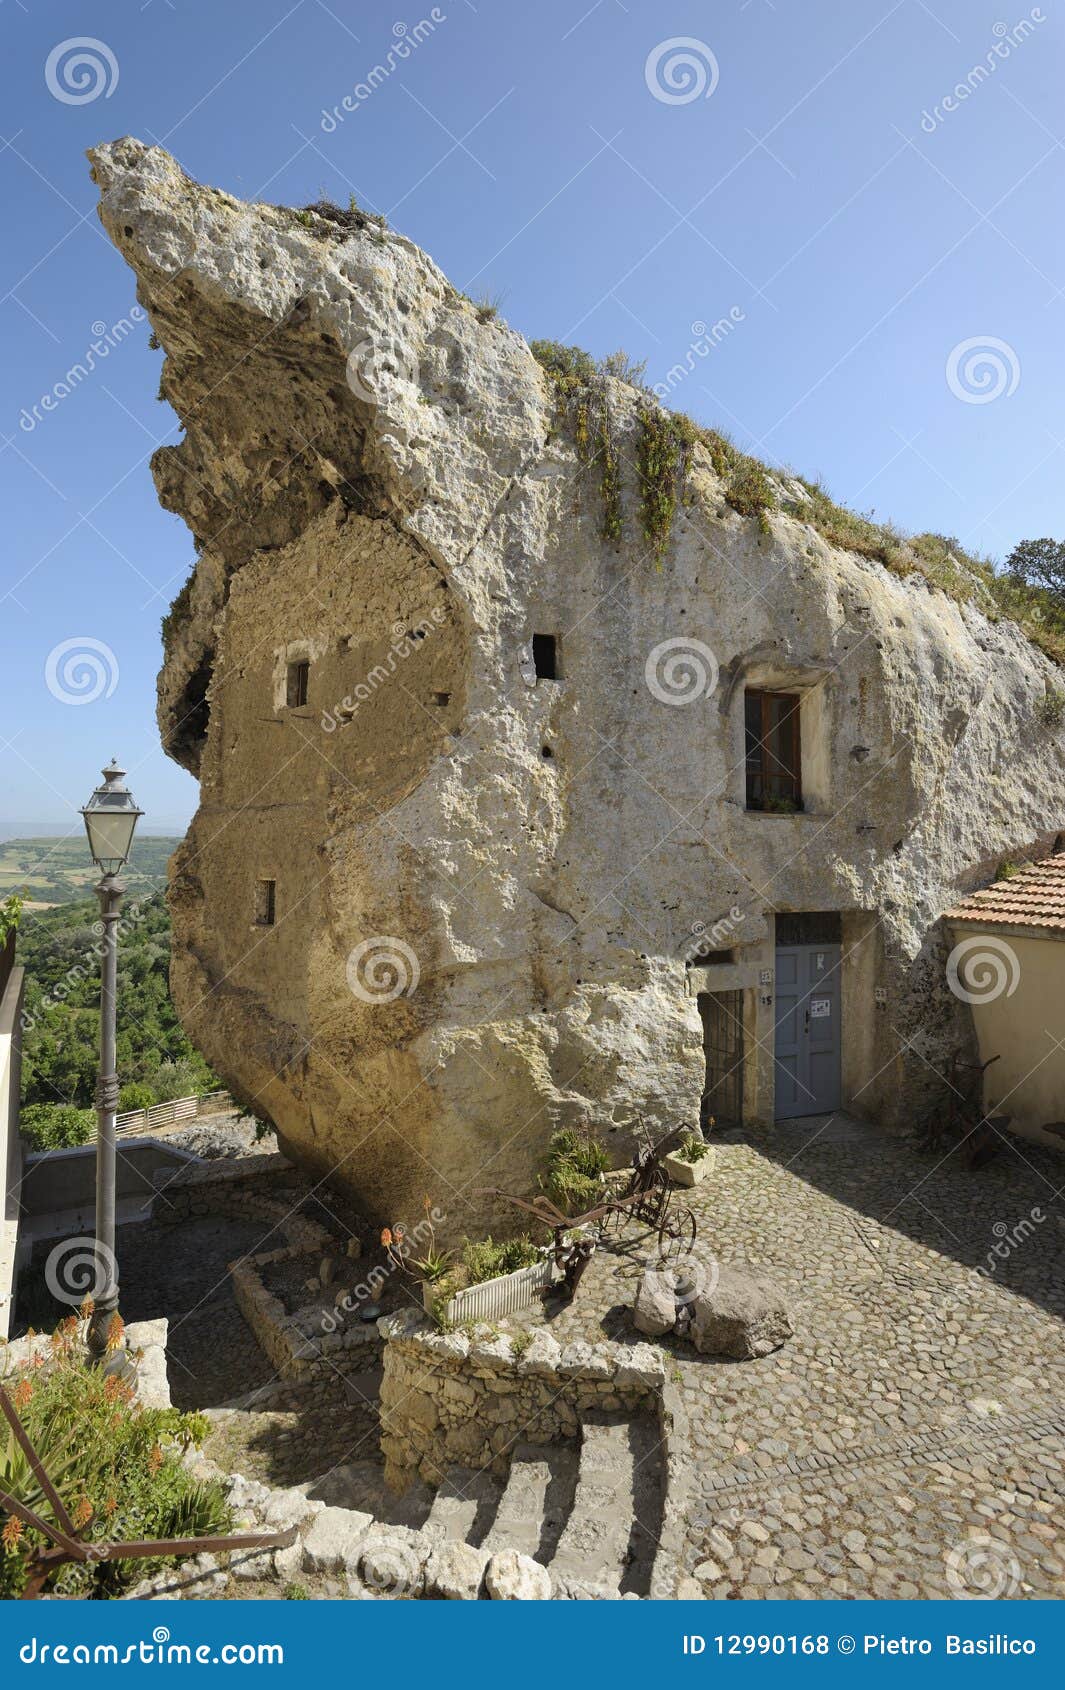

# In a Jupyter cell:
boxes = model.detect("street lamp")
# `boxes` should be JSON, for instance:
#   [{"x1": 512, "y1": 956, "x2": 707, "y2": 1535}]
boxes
[{"x1": 80, "y1": 760, "x2": 142, "y2": 1371}]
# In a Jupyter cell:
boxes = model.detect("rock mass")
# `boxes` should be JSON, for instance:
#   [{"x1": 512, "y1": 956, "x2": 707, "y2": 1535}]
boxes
[{"x1": 91, "y1": 138, "x2": 1065, "y2": 1235}]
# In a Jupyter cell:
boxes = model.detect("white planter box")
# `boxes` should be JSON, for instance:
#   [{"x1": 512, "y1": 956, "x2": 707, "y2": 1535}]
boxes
[
  {"x1": 662, "y1": 1146, "x2": 716, "y2": 1187},
  {"x1": 422, "y1": 1254, "x2": 558, "y2": 1324}
]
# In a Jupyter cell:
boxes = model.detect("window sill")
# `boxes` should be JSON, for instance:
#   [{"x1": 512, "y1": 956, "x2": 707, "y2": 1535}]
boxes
[{"x1": 744, "y1": 808, "x2": 822, "y2": 819}]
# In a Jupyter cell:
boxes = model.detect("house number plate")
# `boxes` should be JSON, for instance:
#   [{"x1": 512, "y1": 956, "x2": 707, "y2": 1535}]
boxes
[{"x1": 810, "y1": 998, "x2": 831, "y2": 1018}]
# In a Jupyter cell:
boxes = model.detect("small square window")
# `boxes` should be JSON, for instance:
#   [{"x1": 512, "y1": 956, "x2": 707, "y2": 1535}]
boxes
[
  {"x1": 532, "y1": 633, "x2": 558, "y2": 680},
  {"x1": 254, "y1": 879, "x2": 276, "y2": 927},
  {"x1": 286, "y1": 660, "x2": 309, "y2": 708}
]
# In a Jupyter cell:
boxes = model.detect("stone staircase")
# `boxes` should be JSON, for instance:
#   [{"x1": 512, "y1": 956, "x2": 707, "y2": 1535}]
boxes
[
  {"x1": 307, "y1": 1412, "x2": 662, "y2": 1597},
  {"x1": 163, "y1": 1411, "x2": 664, "y2": 1600}
]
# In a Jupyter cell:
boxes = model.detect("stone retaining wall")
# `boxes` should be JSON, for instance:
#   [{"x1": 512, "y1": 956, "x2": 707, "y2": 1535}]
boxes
[
  {"x1": 230, "y1": 1244, "x2": 383, "y2": 1379},
  {"x1": 378, "y1": 1310, "x2": 667, "y2": 1486},
  {"x1": 151, "y1": 1152, "x2": 309, "y2": 1232}
]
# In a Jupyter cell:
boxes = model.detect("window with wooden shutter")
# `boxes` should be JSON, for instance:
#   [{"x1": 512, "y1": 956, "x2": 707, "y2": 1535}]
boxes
[{"x1": 744, "y1": 688, "x2": 802, "y2": 811}]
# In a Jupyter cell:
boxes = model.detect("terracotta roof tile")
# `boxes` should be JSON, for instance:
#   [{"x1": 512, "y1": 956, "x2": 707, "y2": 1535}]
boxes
[{"x1": 945, "y1": 851, "x2": 1065, "y2": 932}]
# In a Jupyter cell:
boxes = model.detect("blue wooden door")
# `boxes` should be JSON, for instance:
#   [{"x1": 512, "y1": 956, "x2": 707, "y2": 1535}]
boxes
[{"x1": 774, "y1": 943, "x2": 842, "y2": 1117}]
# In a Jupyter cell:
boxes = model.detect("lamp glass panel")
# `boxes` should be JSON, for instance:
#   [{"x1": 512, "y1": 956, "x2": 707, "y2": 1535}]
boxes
[{"x1": 84, "y1": 809, "x2": 137, "y2": 868}]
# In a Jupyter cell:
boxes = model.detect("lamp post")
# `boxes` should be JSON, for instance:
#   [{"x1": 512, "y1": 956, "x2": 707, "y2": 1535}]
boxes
[{"x1": 79, "y1": 760, "x2": 142, "y2": 1370}]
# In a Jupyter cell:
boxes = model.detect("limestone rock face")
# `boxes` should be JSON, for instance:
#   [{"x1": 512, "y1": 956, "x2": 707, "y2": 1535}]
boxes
[{"x1": 91, "y1": 139, "x2": 1065, "y2": 1235}]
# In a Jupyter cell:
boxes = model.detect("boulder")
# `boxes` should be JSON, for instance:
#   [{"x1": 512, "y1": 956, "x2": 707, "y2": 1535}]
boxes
[
  {"x1": 484, "y1": 1549, "x2": 552, "y2": 1600},
  {"x1": 90, "y1": 136, "x2": 1065, "y2": 1236},
  {"x1": 424, "y1": 1540, "x2": 489, "y2": 1600},
  {"x1": 357, "y1": 1525, "x2": 430, "y2": 1597},
  {"x1": 262, "y1": 1487, "x2": 325, "y2": 1533},
  {"x1": 301, "y1": 1505, "x2": 373, "y2": 1574},
  {"x1": 690, "y1": 1267, "x2": 792, "y2": 1359},
  {"x1": 633, "y1": 1266, "x2": 677, "y2": 1337}
]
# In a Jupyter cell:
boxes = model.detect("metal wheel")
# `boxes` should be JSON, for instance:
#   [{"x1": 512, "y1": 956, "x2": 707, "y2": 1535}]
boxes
[
  {"x1": 658, "y1": 1200, "x2": 696, "y2": 1261},
  {"x1": 633, "y1": 1164, "x2": 668, "y2": 1229}
]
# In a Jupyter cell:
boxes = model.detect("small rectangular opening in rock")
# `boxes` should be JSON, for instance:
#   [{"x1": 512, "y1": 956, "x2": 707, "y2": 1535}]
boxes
[
  {"x1": 254, "y1": 878, "x2": 276, "y2": 927},
  {"x1": 286, "y1": 659, "x2": 310, "y2": 708},
  {"x1": 532, "y1": 633, "x2": 558, "y2": 680}
]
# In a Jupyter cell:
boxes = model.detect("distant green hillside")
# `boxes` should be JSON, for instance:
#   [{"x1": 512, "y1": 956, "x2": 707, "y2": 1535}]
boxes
[
  {"x1": 18, "y1": 890, "x2": 217, "y2": 1115},
  {"x1": 0, "y1": 835, "x2": 181, "y2": 906}
]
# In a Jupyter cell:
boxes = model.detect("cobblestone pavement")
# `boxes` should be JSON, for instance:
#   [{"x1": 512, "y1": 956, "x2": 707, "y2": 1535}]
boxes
[
  {"x1": 534, "y1": 1116, "x2": 1065, "y2": 1598},
  {"x1": 114, "y1": 1216, "x2": 278, "y2": 1408}
]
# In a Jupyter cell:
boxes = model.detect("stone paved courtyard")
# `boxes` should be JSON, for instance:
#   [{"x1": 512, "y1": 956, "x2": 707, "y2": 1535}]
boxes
[
  {"x1": 44, "y1": 1112, "x2": 1061, "y2": 1600},
  {"x1": 531, "y1": 1115, "x2": 1065, "y2": 1599}
]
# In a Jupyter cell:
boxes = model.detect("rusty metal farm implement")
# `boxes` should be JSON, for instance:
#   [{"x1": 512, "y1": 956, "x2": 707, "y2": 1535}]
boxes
[{"x1": 484, "y1": 1122, "x2": 698, "y2": 1298}]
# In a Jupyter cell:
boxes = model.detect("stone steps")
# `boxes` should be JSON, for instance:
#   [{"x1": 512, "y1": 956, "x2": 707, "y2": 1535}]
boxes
[
  {"x1": 548, "y1": 1414, "x2": 660, "y2": 1596},
  {"x1": 426, "y1": 1464, "x2": 503, "y2": 1545},
  {"x1": 481, "y1": 1442, "x2": 579, "y2": 1562},
  {"x1": 182, "y1": 1409, "x2": 663, "y2": 1599}
]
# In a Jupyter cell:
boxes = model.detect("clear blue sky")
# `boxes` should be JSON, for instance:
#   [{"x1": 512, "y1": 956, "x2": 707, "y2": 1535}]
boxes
[{"x1": 2, "y1": 0, "x2": 1063, "y2": 834}]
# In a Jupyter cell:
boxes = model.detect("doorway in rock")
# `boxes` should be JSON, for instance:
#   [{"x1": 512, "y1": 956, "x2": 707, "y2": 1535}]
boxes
[
  {"x1": 698, "y1": 990, "x2": 744, "y2": 1131},
  {"x1": 774, "y1": 911, "x2": 842, "y2": 1118}
]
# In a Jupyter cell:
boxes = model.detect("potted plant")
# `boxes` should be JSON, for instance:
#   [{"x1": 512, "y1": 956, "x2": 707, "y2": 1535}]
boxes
[{"x1": 662, "y1": 1132, "x2": 715, "y2": 1188}]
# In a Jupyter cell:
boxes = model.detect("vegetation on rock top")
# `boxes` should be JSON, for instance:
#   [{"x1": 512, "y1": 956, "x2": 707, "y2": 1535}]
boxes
[{"x1": 530, "y1": 339, "x2": 1065, "y2": 666}]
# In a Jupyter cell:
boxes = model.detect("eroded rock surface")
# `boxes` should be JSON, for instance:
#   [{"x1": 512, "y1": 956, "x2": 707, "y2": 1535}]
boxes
[{"x1": 91, "y1": 138, "x2": 1065, "y2": 1235}]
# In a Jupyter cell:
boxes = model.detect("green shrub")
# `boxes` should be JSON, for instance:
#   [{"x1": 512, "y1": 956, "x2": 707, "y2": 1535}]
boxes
[
  {"x1": 677, "y1": 1132, "x2": 710, "y2": 1164},
  {"x1": 462, "y1": 1235, "x2": 541, "y2": 1284},
  {"x1": 543, "y1": 1126, "x2": 609, "y2": 1215},
  {"x1": 20, "y1": 1103, "x2": 95, "y2": 1153},
  {"x1": 119, "y1": 1082, "x2": 155, "y2": 1113},
  {"x1": 0, "y1": 893, "x2": 24, "y2": 946},
  {"x1": 0, "y1": 1317, "x2": 226, "y2": 1598}
]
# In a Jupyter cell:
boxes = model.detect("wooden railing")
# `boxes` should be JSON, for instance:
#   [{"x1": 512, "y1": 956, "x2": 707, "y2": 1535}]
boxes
[{"x1": 112, "y1": 1090, "x2": 234, "y2": 1140}]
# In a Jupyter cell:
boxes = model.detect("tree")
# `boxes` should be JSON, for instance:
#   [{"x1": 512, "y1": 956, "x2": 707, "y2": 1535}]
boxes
[{"x1": 1005, "y1": 537, "x2": 1065, "y2": 604}]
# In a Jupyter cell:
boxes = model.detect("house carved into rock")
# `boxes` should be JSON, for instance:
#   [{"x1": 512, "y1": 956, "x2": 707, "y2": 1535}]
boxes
[{"x1": 91, "y1": 137, "x2": 1065, "y2": 1233}]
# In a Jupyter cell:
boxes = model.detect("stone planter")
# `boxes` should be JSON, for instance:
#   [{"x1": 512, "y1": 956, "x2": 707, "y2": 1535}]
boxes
[
  {"x1": 422, "y1": 1254, "x2": 558, "y2": 1323},
  {"x1": 661, "y1": 1146, "x2": 715, "y2": 1188}
]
